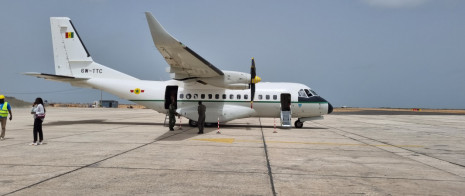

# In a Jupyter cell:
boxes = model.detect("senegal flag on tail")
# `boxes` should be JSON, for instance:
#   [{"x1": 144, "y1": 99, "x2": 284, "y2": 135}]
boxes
[{"x1": 65, "y1": 32, "x2": 74, "y2": 38}]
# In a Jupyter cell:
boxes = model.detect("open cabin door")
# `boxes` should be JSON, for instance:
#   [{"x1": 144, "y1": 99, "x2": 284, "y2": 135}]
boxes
[
  {"x1": 164, "y1": 86, "x2": 178, "y2": 109},
  {"x1": 280, "y1": 93, "x2": 292, "y2": 127}
]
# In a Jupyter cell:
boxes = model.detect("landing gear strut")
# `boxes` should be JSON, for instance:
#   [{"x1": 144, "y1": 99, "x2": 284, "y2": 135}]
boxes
[
  {"x1": 189, "y1": 120, "x2": 198, "y2": 127},
  {"x1": 294, "y1": 120, "x2": 303, "y2": 128}
]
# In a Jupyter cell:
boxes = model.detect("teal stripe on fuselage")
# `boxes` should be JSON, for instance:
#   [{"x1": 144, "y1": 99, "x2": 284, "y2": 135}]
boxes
[{"x1": 129, "y1": 99, "x2": 328, "y2": 104}]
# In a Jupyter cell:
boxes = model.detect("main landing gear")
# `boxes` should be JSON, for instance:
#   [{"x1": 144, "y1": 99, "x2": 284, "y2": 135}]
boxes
[
  {"x1": 189, "y1": 120, "x2": 198, "y2": 127},
  {"x1": 294, "y1": 119, "x2": 303, "y2": 128}
]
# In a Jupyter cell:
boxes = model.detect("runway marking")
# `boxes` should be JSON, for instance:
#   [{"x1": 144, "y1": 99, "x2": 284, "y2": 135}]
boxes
[
  {"x1": 192, "y1": 138, "x2": 235, "y2": 144},
  {"x1": 191, "y1": 138, "x2": 423, "y2": 148}
]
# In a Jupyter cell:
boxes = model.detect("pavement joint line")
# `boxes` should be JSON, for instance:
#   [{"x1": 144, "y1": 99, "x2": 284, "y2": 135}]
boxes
[
  {"x1": 0, "y1": 164, "x2": 85, "y2": 168},
  {"x1": 47, "y1": 141, "x2": 151, "y2": 145},
  {"x1": 318, "y1": 117, "x2": 465, "y2": 169},
  {"x1": 84, "y1": 166, "x2": 270, "y2": 175},
  {"x1": 259, "y1": 117, "x2": 277, "y2": 196},
  {"x1": 271, "y1": 172, "x2": 465, "y2": 182},
  {"x1": 70, "y1": 166, "x2": 465, "y2": 183},
  {"x1": 348, "y1": 115, "x2": 464, "y2": 130},
  {"x1": 2, "y1": 164, "x2": 464, "y2": 183},
  {"x1": 314, "y1": 121, "x2": 465, "y2": 179},
  {"x1": 2, "y1": 126, "x2": 195, "y2": 196},
  {"x1": 190, "y1": 138, "x2": 423, "y2": 147},
  {"x1": 329, "y1": 115, "x2": 465, "y2": 140}
]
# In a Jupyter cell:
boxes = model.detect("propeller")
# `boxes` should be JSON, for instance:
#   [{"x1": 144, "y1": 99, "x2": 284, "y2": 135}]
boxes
[{"x1": 250, "y1": 58, "x2": 261, "y2": 108}]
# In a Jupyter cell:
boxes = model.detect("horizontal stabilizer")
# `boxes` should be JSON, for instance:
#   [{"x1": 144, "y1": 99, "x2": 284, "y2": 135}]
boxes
[{"x1": 24, "y1": 72, "x2": 88, "y2": 82}]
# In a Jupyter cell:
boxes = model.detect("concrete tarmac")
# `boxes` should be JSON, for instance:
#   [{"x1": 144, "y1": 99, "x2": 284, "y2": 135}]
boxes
[{"x1": 1, "y1": 108, "x2": 465, "y2": 195}]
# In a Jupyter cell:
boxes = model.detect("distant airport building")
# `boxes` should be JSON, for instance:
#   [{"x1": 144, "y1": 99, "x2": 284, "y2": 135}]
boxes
[{"x1": 100, "y1": 100, "x2": 118, "y2": 108}]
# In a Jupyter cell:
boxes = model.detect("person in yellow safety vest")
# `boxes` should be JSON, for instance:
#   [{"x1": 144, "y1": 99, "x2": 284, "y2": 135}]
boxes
[{"x1": 0, "y1": 95, "x2": 13, "y2": 140}]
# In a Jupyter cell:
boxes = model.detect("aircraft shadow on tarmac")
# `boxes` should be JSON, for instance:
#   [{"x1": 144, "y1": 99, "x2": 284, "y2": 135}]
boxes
[
  {"x1": 43, "y1": 119, "x2": 327, "y2": 130},
  {"x1": 43, "y1": 119, "x2": 163, "y2": 126},
  {"x1": 156, "y1": 124, "x2": 327, "y2": 141},
  {"x1": 43, "y1": 119, "x2": 327, "y2": 141}
]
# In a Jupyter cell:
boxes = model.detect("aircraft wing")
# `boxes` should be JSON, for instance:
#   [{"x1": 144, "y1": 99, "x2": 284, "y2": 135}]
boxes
[{"x1": 145, "y1": 12, "x2": 224, "y2": 80}]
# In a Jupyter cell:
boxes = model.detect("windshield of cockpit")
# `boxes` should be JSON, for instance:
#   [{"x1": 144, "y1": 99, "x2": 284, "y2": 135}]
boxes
[{"x1": 298, "y1": 89, "x2": 318, "y2": 98}]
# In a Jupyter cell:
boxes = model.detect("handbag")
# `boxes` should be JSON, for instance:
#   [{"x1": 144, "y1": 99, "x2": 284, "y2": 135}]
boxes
[{"x1": 37, "y1": 113, "x2": 46, "y2": 120}]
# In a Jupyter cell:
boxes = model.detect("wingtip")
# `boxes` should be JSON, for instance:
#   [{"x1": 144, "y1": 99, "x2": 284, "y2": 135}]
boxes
[
  {"x1": 145, "y1": 12, "x2": 152, "y2": 15},
  {"x1": 23, "y1": 72, "x2": 41, "y2": 76}
]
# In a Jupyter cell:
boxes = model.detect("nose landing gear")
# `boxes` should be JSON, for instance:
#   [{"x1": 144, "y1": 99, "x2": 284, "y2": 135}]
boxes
[
  {"x1": 294, "y1": 120, "x2": 303, "y2": 128},
  {"x1": 189, "y1": 120, "x2": 198, "y2": 127}
]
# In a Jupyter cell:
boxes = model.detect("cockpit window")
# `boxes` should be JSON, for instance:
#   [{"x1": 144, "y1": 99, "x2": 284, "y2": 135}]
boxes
[
  {"x1": 311, "y1": 90, "x2": 318, "y2": 96},
  {"x1": 305, "y1": 89, "x2": 318, "y2": 97},
  {"x1": 298, "y1": 89, "x2": 308, "y2": 98}
]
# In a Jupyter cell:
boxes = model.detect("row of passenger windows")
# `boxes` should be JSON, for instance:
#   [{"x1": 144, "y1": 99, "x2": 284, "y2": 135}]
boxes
[{"x1": 179, "y1": 93, "x2": 278, "y2": 100}]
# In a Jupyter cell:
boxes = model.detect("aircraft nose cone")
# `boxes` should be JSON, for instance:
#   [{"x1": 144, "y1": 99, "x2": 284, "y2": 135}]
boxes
[{"x1": 328, "y1": 102, "x2": 333, "y2": 114}]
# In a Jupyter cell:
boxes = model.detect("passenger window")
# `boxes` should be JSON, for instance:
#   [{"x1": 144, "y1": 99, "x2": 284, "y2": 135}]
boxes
[
  {"x1": 194, "y1": 94, "x2": 198, "y2": 99},
  {"x1": 179, "y1": 94, "x2": 184, "y2": 99},
  {"x1": 208, "y1": 94, "x2": 213, "y2": 99},
  {"x1": 186, "y1": 94, "x2": 192, "y2": 99},
  {"x1": 230, "y1": 94, "x2": 234, "y2": 99},
  {"x1": 266, "y1": 95, "x2": 270, "y2": 100},
  {"x1": 273, "y1": 95, "x2": 277, "y2": 100},
  {"x1": 222, "y1": 94, "x2": 227, "y2": 99},
  {"x1": 237, "y1": 94, "x2": 241, "y2": 99},
  {"x1": 201, "y1": 94, "x2": 205, "y2": 99},
  {"x1": 215, "y1": 94, "x2": 219, "y2": 99},
  {"x1": 258, "y1": 95, "x2": 263, "y2": 100},
  {"x1": 244, "y1": 94, "x2": 248, "y2": 99}
]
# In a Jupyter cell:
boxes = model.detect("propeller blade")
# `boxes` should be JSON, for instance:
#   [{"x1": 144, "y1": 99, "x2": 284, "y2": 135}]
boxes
[
  {"x1": 251, "y1": 58, "x2": 256, "y2": 78},
  {"x1": 251, "y1": 84, "x2": 255, "y2": 102},
  {"x1": 250, "y1": 58, "x2": 256, "y2": 108}
]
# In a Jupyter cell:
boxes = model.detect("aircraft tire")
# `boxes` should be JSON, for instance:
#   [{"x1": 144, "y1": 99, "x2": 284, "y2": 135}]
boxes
[
  {"x1": 294, "y1": 120, "x2": 303, "y2": 128},
  {"x1": 189, "y1": 120, "x2": 198, "y2": 127}
]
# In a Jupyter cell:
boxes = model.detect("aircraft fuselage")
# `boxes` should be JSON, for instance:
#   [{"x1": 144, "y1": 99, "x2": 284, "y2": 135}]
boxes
[{"x1": 78, "y1": 78, "x2": 332, "y2": 123}]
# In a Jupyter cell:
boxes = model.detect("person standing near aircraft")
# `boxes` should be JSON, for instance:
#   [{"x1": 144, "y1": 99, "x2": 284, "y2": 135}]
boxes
[
  {"x1": 168, "y1": 98, "x2": 176, "y2": 131},
  {"x1": 0, "y1": 95, "x2": 13, "y2": 140},
  {"x1": 30, "y1": 97, "x2": 46, "y2": 145},
  {"x1": 197, "y1": 101, "x2": 206, "y2": 134}
]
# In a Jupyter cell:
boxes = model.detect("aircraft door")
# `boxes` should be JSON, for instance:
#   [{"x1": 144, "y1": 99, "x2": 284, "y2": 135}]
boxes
[
  {"x1": 164, "y1": 86, "x2": 178, "y2": 109},
  {"x1": 280, "y1": 93, "x2": 292, "y2": 127},
  {"x1": 280, "y1": 93, "x2": 291, "y2": 111}
]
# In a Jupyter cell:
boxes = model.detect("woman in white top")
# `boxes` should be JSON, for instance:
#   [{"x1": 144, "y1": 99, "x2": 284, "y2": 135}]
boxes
[{"x1": 30, "y1": 97, "x2": 45, "y2": 145}]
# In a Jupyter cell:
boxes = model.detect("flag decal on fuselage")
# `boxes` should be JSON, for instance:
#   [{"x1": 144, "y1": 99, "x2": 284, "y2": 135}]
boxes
[
  {"x1": 65, "y1": 32, "x2": 74, "y2": 38},
  {"x1": 130, "y1": 88, "x2": 144, "y2": 94}
]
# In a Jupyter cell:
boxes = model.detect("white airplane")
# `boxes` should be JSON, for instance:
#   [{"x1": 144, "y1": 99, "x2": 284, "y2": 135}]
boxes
[{"x1": 26, "y1": 12, "x2": 333, "y2": 128}]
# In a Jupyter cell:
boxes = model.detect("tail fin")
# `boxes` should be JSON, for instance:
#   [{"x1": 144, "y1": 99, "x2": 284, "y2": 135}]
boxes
[{"x1": 50, "y1": 17, "x2": 137, "y2": 80}]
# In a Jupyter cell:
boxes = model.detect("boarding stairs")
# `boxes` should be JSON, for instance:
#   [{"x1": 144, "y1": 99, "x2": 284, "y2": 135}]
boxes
[{"x1": 280, "y1": 110, "x2": 292, "y2": 128}]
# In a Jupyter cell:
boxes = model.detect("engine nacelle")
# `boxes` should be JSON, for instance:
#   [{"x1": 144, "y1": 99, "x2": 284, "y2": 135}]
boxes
[{"x1": 200, "y1": 71, "x2": 251, "y2": 89}]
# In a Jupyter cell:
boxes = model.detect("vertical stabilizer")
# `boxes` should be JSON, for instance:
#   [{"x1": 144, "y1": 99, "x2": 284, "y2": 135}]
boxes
[{"x1": 50, "y1": 17, "x2": 137, "y2": 80}]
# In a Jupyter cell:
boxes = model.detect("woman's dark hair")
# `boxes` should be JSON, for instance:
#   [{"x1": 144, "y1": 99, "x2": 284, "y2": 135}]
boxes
[{"x1": 34, "y1": 97, "x2": 46, "y2": 112}]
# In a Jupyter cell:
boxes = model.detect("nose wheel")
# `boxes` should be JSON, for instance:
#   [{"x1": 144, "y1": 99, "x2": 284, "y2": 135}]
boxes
[{"x1": 294, "y1": 120, "x2": 303, "y2": 128}]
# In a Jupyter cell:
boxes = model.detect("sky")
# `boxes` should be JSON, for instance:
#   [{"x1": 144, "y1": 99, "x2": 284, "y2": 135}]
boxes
[{"x1": 0, "y1": 0, "x2": 464, "y2": 109}]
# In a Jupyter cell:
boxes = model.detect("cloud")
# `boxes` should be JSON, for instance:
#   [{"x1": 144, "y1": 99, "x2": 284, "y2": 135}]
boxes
[{"x1": 361, "y1": 0, "x2": 429, "y2": 8}]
